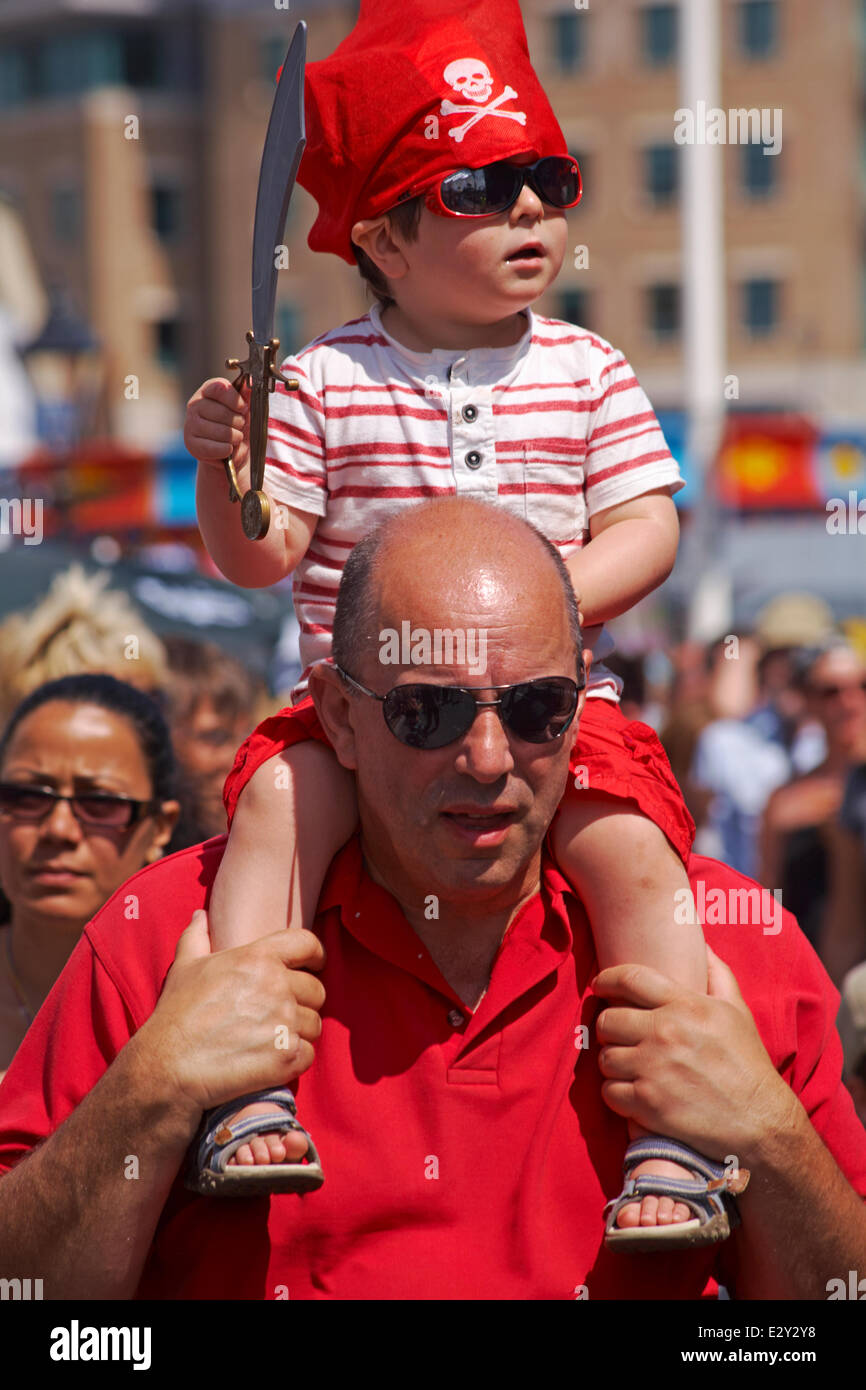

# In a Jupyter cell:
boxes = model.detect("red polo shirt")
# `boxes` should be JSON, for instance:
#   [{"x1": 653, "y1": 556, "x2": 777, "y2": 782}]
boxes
[{"x1": 0, "y1": 836, "x2": 864, "y2": 1300}]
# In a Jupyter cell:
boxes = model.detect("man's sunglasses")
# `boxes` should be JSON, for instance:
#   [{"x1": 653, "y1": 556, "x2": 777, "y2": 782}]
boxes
[
  {"x1": 412, "y1": 155, "x2": 582, "y2": 219},
  {"x1": 0, "y1": 783, "x2": 159, "y2": 830},
  {"x1": 335, "y1": 667, "x2": 584, "y2": 749}
]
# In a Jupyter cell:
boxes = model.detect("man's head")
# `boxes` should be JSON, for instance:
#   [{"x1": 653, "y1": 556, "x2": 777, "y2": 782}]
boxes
[
  {"x1": 162, "y1": 638, "x2": 260, "y2": 837},
  {"x1": 311, "y1": 498, "x2": 585, "y2": 912}
]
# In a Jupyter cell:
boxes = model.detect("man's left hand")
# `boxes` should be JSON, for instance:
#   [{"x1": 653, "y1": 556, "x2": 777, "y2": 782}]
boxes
[{"x1": 593, "y1": 946, "x2": 802, "y2": 1166}]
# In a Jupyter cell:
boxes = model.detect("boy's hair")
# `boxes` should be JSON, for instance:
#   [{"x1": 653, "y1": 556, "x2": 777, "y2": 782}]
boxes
[{"x1": 351, "y1": 195, "x2": 424, "y2": 307}]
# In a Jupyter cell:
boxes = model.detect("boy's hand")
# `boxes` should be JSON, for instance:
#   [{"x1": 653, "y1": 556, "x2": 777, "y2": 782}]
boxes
[{"x1": 185, "y1": 378, "x2": 250, "y2": 473}]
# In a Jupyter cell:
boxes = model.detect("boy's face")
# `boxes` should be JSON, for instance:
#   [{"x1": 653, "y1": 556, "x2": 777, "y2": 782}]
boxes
[{"x1": 380, "y1": 159, "x2": 569, "y2": 328}]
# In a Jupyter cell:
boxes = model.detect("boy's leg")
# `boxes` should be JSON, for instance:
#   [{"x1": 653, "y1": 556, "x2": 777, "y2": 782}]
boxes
[
  {"x1": 552, "y1": 796, "x2": 707, "y2": 1230},
  {"x1": 208, "y1": 741, "x2": 358, "y2": 1167}
]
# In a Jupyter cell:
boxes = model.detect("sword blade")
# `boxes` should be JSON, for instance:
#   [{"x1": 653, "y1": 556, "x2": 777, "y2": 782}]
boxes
[{"x1": 251, "y1": 21, "x2": 306, "y2": 345}]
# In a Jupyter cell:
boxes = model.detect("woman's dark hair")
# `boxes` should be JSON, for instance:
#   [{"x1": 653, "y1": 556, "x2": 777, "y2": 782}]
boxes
[
  {"x1": 351, "y1": 195, "x2": 424, "y2": 307},
  {"x1": 0, "y1": 673, "x2": 177, "y2": 802}
]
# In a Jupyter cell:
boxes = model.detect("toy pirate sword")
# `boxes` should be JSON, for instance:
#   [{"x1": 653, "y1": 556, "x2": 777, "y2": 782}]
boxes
[{"x1": 223, "y1": 21, "x2": 307, "y2": 540}]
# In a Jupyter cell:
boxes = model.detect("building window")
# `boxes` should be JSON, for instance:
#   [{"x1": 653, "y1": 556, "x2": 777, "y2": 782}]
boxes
[
  {"x1": 152, "y1": 184, "x2": 183, "y2": 242},
  {"x1": 261, "y1": 36, "x2": 286, "y2": 84},
  {"x1": 645, "y1": 144, "x2": 679, "y2": 204},
  {"x1": 37, "y1": 34, "x2": 124, "y2": 97},
  {"x1": 52, "y1": 186, "x2": 82, "y2": 243},
  {"x1": 0, "y1": 49, "x2": 28, "y2": 109},
  {"x1": 559, "y1": 289, "x2": 592, "y2": 329},
  {"x1": 742, "y1": 278, "x2": 779, "y2": 334},
  {"x1": 121, "y1": 28, "x2": 164, "y2": 89},
  {"x1": 155, "y1": 317, "x2": 181, "y2": 370},
  {"x1": 741, "y1": 141, "x2": 778, "y2": 197},
  {"x1": 739, "y1": 1, "x2": 778, "y2": 58},
  {"x1": 648, "y1": 283, "x2": 680, "y2": 339},
  {"x1": 552, "y1": 12, "x2": 585, "y2": 73},
  {"x1": 275, "y1": 303, "x2": 301, "y2": 355},
  {"x1": 642, "y1": 5, "x2": 678, "y2": 66}
]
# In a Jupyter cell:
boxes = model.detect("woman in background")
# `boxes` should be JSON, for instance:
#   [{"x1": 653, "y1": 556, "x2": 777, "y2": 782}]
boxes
[{"x1": 0, "y1": 673, "x2": 179, "y2": 1076}]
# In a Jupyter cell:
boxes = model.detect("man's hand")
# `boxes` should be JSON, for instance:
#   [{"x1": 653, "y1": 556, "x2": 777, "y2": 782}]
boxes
[
  {"x1": 593, "y1": 945, "x2": 800, "y2": 1166},
  {"x1": 138, "y1": 910, "x2": 326, "y2": 1123},
  {"x1": 185, "y1": 378, "x2": 249, "y2": 472}
]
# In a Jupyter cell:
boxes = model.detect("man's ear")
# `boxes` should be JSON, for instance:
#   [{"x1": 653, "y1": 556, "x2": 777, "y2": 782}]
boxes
[
  {"x1": 351, "y1": 214, "x2": 410, "y2": 284},
  {"x1": 310, "y1": 665, "x2": 360, "y2": 771},
  {"x1": 568, "y1": 648, "x2": 591, "y2": 753}
]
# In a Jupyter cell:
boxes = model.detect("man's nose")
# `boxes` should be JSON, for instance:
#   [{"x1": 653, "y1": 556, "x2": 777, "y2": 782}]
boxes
[{"x1": 453, "y1": 706, "x2": 515, "y2": 781}]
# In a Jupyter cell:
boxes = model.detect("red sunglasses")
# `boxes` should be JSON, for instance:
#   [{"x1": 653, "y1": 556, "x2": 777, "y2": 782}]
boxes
[{"x1": 402, "y1": 155, "x2": 582, "y2": 220}]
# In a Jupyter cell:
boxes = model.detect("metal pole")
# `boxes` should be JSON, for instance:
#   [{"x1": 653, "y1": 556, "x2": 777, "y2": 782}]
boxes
[{"x1": 680, "y1": 0, "x2": 730, "y2": 640}]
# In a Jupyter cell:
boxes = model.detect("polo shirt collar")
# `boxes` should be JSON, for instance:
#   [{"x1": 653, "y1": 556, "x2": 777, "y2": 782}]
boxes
[{"x1": 319, "y1": 835, "x2": 576, "y2": 1017}]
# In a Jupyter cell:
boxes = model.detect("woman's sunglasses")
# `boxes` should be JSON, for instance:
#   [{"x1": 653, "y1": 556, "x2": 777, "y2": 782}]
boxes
[
  {"x1": 0, "y1": 783, "x2": 159, "y2": 830},
  {"x1": 414, "y1": 155, "x2": 582, "y2": 219},
  {"x1": 335, "y1": 667, "x2": 584, "y2": 750}
]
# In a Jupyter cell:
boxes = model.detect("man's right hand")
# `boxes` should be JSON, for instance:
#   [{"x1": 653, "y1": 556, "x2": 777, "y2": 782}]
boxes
[
  {"x1": 184, "y1": 378, "x2": 250, "y2": 473},
  {"x1": 136, "y1": 910, "x2": 326, "y2": 1122}
]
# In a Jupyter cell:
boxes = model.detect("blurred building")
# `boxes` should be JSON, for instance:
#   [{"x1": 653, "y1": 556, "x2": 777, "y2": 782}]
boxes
[
  {"x1": 531, "y1": 0, "x2": 865, "y2": 426},
  {"x1": 0, "y1": 0, "x2": 863, "y2": 441},
  {"x1": 0, "y1": 0, "x2": 362, "y2": 449}
]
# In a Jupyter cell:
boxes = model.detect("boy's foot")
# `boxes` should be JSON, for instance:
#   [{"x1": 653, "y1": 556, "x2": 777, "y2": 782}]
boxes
[
  {"x1": 225, "y1": 1101, "x2": 310, "y2": 1167},
  {"x1": 612, "y1": 1157, "x2": 694, "y2": 1229},
  {"x1": 185, "y1": 1087, "x2": 325, "y2": 1196},
  {"x1": 603, "y1": 1137, "x2": 749, "y2": 1251}
]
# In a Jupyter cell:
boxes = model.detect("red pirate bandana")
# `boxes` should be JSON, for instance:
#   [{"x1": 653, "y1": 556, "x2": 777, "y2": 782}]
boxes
[{"x1": 296, "y1": 0, "x2": 569, "y2": 264}]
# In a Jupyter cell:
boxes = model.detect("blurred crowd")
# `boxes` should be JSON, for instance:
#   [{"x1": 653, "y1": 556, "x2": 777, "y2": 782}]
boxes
[
  {"x1": 0, "y1": 565, "x2": 864, "y2": 1127},
  {"x1": 609, "y1": 592, "x2": 866, "y2": 1124}
]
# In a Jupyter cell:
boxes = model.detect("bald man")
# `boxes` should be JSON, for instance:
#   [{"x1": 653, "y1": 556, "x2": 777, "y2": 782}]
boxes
[{"x1": 0, "y1": 498, "x2": 864, "y2": 1300}]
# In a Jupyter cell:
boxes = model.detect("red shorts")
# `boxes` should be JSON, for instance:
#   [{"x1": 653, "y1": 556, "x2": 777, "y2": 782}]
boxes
[{"x1": 223, "y1": 695, "x2": 694, "y2": 864}]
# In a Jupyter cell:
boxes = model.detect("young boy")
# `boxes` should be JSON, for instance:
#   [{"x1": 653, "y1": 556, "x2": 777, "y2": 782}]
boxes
[{"x1": 184, "y1": 0, "x2": 748, "y2": 1250}]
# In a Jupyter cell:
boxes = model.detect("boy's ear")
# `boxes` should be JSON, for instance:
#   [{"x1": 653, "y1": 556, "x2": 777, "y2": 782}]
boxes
[
  {"x1": 351, "y1": 215, "x2": 410, "y2": 283},
  {"x1": 309, "y1": 665, "x2": 360, "y2": 773}
]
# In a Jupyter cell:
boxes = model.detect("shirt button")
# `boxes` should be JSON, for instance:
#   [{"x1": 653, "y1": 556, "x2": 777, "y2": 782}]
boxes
[
  {"x1": 465, "y1": 450, "x2": 482, "y2": 469},
  {"x1": 462, "y1": 403, "x2": 478, "y2": 423},
  {"x1": 447, "y1": 1008, "x2": 465, "y2": 1028}
]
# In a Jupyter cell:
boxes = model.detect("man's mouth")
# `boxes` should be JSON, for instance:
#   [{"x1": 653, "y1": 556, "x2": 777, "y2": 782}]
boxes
[{"x1": 441, "y1": 806, "x2": 518, "y2": 846}]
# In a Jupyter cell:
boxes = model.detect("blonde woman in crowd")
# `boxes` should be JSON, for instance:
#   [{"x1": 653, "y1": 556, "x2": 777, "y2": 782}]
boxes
[{"x1": 0, "y1": 564, "x2": 167, "y2": 721}]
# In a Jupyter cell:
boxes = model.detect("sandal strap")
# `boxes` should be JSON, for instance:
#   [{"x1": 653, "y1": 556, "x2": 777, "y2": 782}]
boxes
[
  {"x1": 603, "y1": 1135, "x2": 751, "y2": 1236},
  {"x1": 194, "y1": 1088, "x2": 308, "y2": 1176},
  {"x1": 622, "y1": 1136, "x2": 727, "y2": 1183}
]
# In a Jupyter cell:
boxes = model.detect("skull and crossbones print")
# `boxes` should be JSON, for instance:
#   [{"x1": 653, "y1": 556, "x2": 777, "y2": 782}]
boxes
[{"x1": 440, "y1": 58, "x2": 527, "y2": 144}]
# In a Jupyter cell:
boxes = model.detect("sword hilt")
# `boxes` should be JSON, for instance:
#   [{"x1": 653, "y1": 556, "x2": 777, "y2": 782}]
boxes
[{"x1": 222, "y1": 330, "x2": 300, "y2": 539}]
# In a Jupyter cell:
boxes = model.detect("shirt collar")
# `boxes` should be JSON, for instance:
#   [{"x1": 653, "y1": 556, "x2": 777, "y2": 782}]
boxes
[
  {"x1": 318, "y1": 834, "x2": 576, "y2": 1010},
  {"x1": 369, "y1": 301, "x2": 534, "y2": 386}
]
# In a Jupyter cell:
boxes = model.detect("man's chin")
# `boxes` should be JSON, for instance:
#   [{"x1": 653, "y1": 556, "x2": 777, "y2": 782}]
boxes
[{"x1": 425, "y1": 825, "x2": 539, "y2": 897}]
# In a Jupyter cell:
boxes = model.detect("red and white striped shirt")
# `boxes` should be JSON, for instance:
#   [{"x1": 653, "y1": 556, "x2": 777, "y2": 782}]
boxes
[{"x1": 264, "y1": 304, "x2": 682, "y2": 695}]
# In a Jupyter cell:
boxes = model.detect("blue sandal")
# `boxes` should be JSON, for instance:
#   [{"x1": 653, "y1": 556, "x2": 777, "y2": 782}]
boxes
[
  {"x1": 603, "y1": 1136, "x2": 749, "y2": 1252},
  {"x1": 185, "y1": 1087, "x2": 325, "y2": 1197}
]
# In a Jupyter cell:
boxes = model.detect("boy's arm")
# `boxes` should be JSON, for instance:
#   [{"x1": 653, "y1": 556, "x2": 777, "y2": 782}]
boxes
[
  {"x1": 189, "y1": 378, "x2": 319, "y2": 589},
  {"x1": 565, "y1": 487, "x2": 679, "y2": 627}
]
